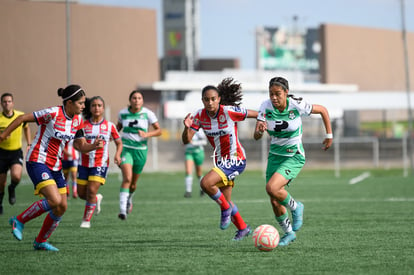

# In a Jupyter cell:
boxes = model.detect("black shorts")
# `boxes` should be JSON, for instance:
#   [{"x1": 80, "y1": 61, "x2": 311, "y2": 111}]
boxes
[{"x1": 0, "y1": 148, "x2": 23, "y2": 173}]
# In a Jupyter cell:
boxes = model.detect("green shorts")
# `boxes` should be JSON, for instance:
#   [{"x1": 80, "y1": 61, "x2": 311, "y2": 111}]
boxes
[
  {"x1": 266, "y1": 153, "x2": 306, "y2": 183},
  {"x1": 121, "y1": 147, "x2": 148, "y2": 174},
  {"x1": 185, "y1": 148, "x2": 205, "y2": 166}
]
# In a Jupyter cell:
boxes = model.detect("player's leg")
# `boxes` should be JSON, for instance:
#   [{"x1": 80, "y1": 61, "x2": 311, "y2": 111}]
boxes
[
  {"x1": 0, "y1": 172, "x2": 7, "y2": 214},
  {"x1": 80, "y1": 180, "x2": 102, "y2": 228},
  {"x1": 194, "y1": 150, "x2": 205, "y2": 196},
  {"x1": 33, "y1": 182, "x2": 66, "y2": 251},
  {"x1": 8, "y1": 161, "x2": 23, "y2": 205},
  {"x1": 184, "y1": 157, "x2": 194, "y2": 198}
]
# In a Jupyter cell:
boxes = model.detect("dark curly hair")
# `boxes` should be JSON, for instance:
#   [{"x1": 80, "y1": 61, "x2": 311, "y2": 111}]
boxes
[{"x1": 201, "y1": 77, "x2": 243, "y2": 107}]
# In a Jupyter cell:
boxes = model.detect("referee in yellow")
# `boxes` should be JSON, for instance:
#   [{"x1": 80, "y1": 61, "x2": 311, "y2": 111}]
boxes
[{"x1": 0, "y1": 93, "x2": 31, "y2": 214}]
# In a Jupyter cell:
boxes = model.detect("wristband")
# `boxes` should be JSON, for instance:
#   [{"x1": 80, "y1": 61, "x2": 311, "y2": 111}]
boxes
[{"x1": 325, "y1": 133, "x2": 333, "y2": 139}]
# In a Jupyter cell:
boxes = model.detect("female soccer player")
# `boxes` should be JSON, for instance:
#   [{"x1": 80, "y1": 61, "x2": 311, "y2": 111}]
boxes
[
  {"x1": 117, "y1": 90, "x2": 162, "y2": 220},
  {"x1": 0, "y1": 84, "x2": 103, "y2": 251},
  {"x1": 182, "y1": 77, "x2": 258, "y2": 241},
  {"x1": 78, "y1": 96, "x2": 122, "y2": 228},
  {"x1": 254, "y1": 76, "x2": 333, "y2": 246},
  {"x1": 183, "y1": 129, "x2": 207, "y2": 198}
]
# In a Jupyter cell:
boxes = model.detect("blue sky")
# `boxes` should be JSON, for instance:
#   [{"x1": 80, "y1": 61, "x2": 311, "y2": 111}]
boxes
[{"x1": 79, "y1": 0, "x2": 414, "y2": 69}]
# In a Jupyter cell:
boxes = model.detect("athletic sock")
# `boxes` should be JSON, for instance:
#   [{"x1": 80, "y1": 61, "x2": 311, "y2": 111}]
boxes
[
  {"x1": 83, "y1": 202, "x2": 96, "y2": 222},
  {"x1": 72, "y1": 181, "x2": 78, "y2": 194},
  {"x1": 10, "y1": 180, "x2": 19, "y2": 189},
  {"x1": 0, "y1": 192, "x2": 4, "y2": 205},
  {"x1": 185, "y1": 175, "x2": 193, "y2": 192},
  {"x1": 210, "y1": 190, "x2": 230, "y2": 211},
  {"x1": 230, "y1": 202, "x2": 247, "y2": 230},
  {"x1": 17, "y1": 199, "x2": 51, "y2": 223},
  {"x1": 119, "y1": 188, "x2": 129, "y2": 215},
  {"x1": 35, "y1": 211, "x2": 62, "y2": 243},
  {"x1": 276, "y1": 212, "x2": 293, "y2": 233},
  {"x1": 280, "y1": 192, "x2": 297, "y2": 211}
]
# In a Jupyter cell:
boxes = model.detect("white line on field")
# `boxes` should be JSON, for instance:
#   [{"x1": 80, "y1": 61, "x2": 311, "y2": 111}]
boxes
[{"x1": 349, "y1": 171, "x2": 371, "y2": 185}]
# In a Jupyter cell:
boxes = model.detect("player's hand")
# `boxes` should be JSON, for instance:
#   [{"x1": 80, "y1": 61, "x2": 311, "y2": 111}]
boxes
[
  {"x1": 114, "y1": 155, "x2": 121, "y2": 165},
  {"x1": 322, "y1": 138, "x2": 332, "y2": 151},
  {"x1": 94, "y1": 137, "x2": 104, "y2": 149},
  {"x1": 183, "y1": 113, "x2": 193, "y2": 128}
]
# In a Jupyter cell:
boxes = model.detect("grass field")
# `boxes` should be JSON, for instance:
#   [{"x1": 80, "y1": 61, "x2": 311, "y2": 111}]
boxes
[{"x1": 0, "y1": 169, "x2": 413, "y2": 274}]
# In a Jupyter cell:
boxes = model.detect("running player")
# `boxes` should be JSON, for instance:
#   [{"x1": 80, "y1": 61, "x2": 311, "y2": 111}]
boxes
[
  {"x1": 117, "y1": 90, "x2": 162, "y2": 220},
  {"x1": 78, "y1": 96, "x2": 122, "y2": 228},
  {"x1": 183, "y1": 129, "x2": 207, "y2": 198},
  {"x1": 0, "y1": 85, "x2": 103, "y2": 251},
  {"x1": 254, "y1": 76, "x2": 333, "y2": 246},
  {"x1": 0, "y1": 93, "x2": 31, "y2": 214},
  {"x1": 182, "y1": 77, "x2": 258, "y2": 241}
]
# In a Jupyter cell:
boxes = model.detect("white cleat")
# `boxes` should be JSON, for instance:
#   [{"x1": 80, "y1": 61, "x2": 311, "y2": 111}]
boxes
[
  {"x1": 80, "y1": 221, "x2": 91, "y2": 228},
  {"x1": 96, "y1": 194, "x2": 103, "y2": 215}
]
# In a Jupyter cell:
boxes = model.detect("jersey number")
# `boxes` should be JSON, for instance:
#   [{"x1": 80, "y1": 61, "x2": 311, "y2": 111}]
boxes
[{"x1": 273, "y1": 121, "x2": 289, "y2": 132}]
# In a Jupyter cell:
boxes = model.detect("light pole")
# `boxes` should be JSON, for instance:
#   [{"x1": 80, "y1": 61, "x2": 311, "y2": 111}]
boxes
[{"x1": 400, "y1": 0, "x2": 413, "y2": 175}]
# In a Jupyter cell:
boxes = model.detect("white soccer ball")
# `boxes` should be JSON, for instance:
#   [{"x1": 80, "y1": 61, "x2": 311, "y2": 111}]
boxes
[{"x1": 252, "y1": 224, "x2": 280, "y2": 251}]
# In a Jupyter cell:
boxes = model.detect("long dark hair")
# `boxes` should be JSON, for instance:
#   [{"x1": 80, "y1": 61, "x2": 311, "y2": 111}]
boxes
[{"x1": 82, "y1": 96, "x2": 105, "y2": 120}]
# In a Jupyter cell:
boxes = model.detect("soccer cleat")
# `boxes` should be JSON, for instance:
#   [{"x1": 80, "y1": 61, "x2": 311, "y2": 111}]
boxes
[
  {"x1": 118, "y1": 213, "x2": 127, "y2": 220},
  {"x1": 278, "y1": 231, "x2": 296, "y2": 247},
  {"x1": 8, "y1": 185, "x2": 16, "y2": 205},
  {"x1": 292, "y1": 201, "x2": 304, "y2": 231},
  {"x1": 33, "y1": 240, "x2": 59, "y2": 251},
  {"x1": 126, "y1": 200, "x2": 133, "y2": 214},
  {"x1": 96, "y1": 194, "x2": 103, "y2": 215},
  {"x1": 220, "y1": 206, "x2": 232, "y2": 230},
  {"x1": 80, "y1": 221, "x2": 91, "y2": 228},
  {"x1": 9, "y1": 216, "x2": 24, "y2": 241},
  {"x1": 184, "y1": 191, "x2": 192, "y2": 198},
  {"x1": 232, "y1": 225, "x2": 251, "y2": 241}
]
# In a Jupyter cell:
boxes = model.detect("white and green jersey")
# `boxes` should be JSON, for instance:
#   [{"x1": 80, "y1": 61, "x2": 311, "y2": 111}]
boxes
[
  {"x1": 118, "y1": 107, "x2": 158, "y2": 150},
  {"x1": 257, "y1": 96, "x2": 312, "y2": 157}
]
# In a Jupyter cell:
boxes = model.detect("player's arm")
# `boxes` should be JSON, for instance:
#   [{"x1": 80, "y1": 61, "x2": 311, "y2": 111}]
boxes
[
  {"x1": 0, "y1": 113, "x2": 35, "y2": 143},
  {"x1": 113, "y1": 138, "x2": 123, "y2": 165},
  {"x1": 246, "y1": 109, "x2": 259, "y2": 118},
  {"x1": 73, "y1": 130, "x2": 104, "y2": 153},
  {"x1": 311, "y1": 104, "x2": 333, "y2": 150},
  {"x1": 116, "y1": 121, "x2": 123, "y2": 132},
  {"x1": 254, "y1": 120, "x2": 267, "y2": 140},
  {"x1": 23, "y1": 122, "x2": 32, "y2": 148},
  {"x1": 139, "y1": 122, "x2": 162, "y2": 138},
  {"x1": 182, "y1": 113, "x2": 195, "y2": 144}
]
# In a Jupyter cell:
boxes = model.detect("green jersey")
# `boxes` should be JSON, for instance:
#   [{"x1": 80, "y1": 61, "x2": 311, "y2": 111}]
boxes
[
  {"x1": 118, "y1": 107, "x2": 158, "y2": 150},
  {"x1": 257, "y1": 96, "x2": 312, "y2": 157}
]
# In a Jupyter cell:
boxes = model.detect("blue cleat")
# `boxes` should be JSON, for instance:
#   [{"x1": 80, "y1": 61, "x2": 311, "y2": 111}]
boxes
[
  {"x1": 232, "y1": 225, "x2": 251, "y2": 241},
  {"x1": 220, "y1": 206, "x2": 232, "y2": 230},
  {"x1": 9, "y1": 216, "x2": 24, "y2": 241},
  {"x1": 278, "y1": 231, "x2": 296, "y2": 247},
  {"x1": 33, "y1": 240, "x2": 59, "y2": 251},
  {"x1": 292, "y1": 201, "x2": 304, "y2": 231}
]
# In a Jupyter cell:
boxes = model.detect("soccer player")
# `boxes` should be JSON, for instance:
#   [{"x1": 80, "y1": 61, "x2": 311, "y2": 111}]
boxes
[
  {"x1": 0, "y1": 93, "x2": 31, "y2": 214},
  {"x1": 78, "y1": 96, "x2": 122, "y2": 228},
  {"x1": 117, "y1": 90, "x2": 162, "y2": 220},
  {"x1": 62, "y1": 140, "x2": 79, "y2": 198},
  {"x1": 0, "y1": 85, "x2": 103, "y2": 251},
  {"x1": 183, "y1": 129, "x2": 207, "y2": 198},
  {"x1": 254, "y1": 76, "x2": 333, "y2": 246},
  {"x1": 182, "y1": 77, "x2": 258, "y2": 241}
]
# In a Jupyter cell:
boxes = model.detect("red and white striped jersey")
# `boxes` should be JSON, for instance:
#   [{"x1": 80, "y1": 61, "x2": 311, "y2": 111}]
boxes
[
  {"x1": 190, "y1": 105, "x2": 248, "y2": 162},
  {"x1": 27, "y1": 106, "x2": 84, "y2": 171},
  {"x1": 79, "y1": 119, "x2": 120, "y2": 168},
  {"x1": 62, "y1": 140, "x2": 79, "y2": 161}
]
